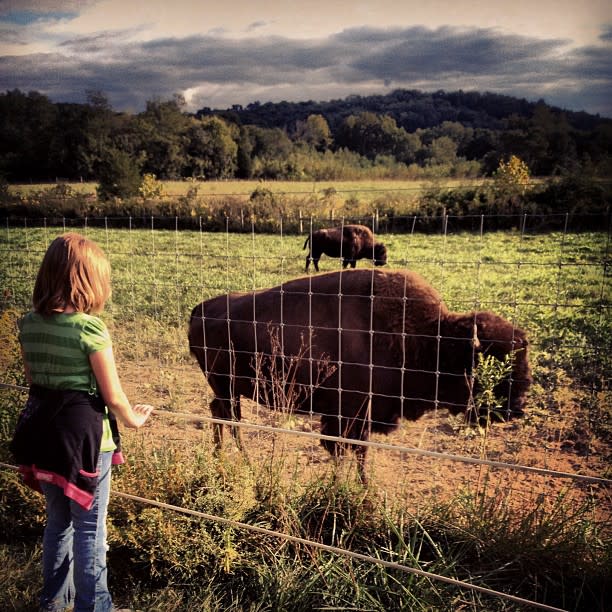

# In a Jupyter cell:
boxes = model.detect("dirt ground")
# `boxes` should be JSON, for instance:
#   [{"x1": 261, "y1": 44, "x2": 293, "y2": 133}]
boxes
[{"x1": 120, "y1": 357, "x2": 611, "y2": 526}]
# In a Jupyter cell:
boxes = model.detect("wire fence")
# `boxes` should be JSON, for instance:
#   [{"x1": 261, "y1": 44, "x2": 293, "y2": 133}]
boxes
[
  {"x1": 1, "y1": 208, "x2": 610, "y2": 610},
  {"x1": 2, "y1": 211, "x2": 610, "y2": 484}
]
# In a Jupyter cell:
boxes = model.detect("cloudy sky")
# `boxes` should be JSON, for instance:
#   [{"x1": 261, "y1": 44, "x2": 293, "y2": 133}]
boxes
[{"x1": 1, "y1": 0, "x2": 611, "y2": 117}]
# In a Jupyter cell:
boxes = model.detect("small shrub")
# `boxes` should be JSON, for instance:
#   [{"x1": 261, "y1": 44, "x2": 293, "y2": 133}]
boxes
[
  {"x1": 494, "y1": 155, "x2": 531, "y2": 191},
  {"x1": 139, "y1": 173, "x2": 165, "y2": 199},
  {"x1": 473, "y1": 352, "x2": 514, "y2": 426},
  {"x1": 247, "y1": 186, "x2": 285, "y2": 230}
]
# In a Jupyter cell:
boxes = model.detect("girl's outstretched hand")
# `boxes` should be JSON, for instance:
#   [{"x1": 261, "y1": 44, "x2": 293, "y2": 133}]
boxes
[{"x1": 131, "y1": 403, "x2": 154, "y2": 428}]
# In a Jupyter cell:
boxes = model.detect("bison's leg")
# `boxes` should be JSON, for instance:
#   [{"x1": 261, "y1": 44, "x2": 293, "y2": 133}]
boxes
[
  {"x1": 319, "y1": 414, "x2": 369, "y2": 484},
  {"x1": 211, "y1": 408, "x2": 223, "y2": 451},
  {"x1": 306, "y1": 253, "x2": 320, "y2": 271},
  {"x1": 306, "y1": 255, "x2": 321, "y2": 272},
  {"x1": 309, "y1": 245, "x2": 323, "y2": 271},
  {"x1": 229, "y1": 398, "x2": 244, "y2": 452},
  {"x1": 210, "y1": 396, "x2": 244, "y2": 453},
  {"x1": 210, "y1": 397, "x2": 226, "y2": 452},
  {"x1": 319, "y1": 414, "x2": 341, "y2": 456},
  {"x1": 355, "y1": 444, "x2": 368, "y2": 485}
]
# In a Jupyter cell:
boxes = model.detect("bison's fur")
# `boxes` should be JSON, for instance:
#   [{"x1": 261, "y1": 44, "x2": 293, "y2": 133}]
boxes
[
  {"x1": 303, "y1": 224, "x2": 387, "y2": 271},
  {"x1": 188, "y1": 269, "x2": 531, "y2": 481}
]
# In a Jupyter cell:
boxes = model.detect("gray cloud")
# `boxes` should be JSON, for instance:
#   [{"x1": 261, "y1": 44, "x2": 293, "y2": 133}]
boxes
[
  {"x1": 1, "y1": 25, "x2": 610, "y2": 116},
  {"x1": 344, "y1": 27, "x2": 568, "y2": 79},
  {"x1": 600, "y1": 25, "x2": 612, "y2": 41},
  {"x1": 0, "y1": 1, "x2": 95, "y2": 16},
  {"x1": 246, "y1": 20, "x2": 271, "y2": 32},
  {"x1": 0, "y1": 23, "x2": 27, "y2": 44}
]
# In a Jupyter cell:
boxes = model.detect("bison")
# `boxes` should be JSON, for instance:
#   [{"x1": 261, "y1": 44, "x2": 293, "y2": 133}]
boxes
[
  {"x1": 188, "y1": 269, "x2": 531, "y2": 482},
  {"x1": 303, "y1": 224, "x2": 387, "y2": 271}
]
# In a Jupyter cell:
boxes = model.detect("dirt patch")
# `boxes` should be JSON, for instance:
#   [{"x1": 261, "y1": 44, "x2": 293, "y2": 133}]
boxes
[{"x1": 118, "y1": 357, "x2": 611, "y2": 524}]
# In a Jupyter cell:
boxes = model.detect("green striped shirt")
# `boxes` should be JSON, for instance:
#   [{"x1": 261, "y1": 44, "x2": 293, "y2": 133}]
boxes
[{"x1": 19, "y1": 311, "x2": 116, "y2": 451}]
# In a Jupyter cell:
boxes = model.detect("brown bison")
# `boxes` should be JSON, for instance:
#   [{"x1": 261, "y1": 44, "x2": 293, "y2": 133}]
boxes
[
  {"x1": 188, "y1": 269, "x2": 531, "y2": 481},
  {"x1": 304, "y1": 224, "x2": 387, "y2": 271}
]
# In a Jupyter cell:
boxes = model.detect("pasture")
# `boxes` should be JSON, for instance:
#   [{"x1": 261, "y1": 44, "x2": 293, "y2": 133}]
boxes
[
  {"x1": 7, "y1": 178, "x2": 488, "y2": 198},
  {"x1": 0, "y1": 218, "x2": 610, "y2": 610}
]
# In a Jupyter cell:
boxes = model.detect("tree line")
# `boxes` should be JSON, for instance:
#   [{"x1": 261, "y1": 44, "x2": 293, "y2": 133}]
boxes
[{"x1": 1, "y1": 88, "x2": 611, "y2": 191}]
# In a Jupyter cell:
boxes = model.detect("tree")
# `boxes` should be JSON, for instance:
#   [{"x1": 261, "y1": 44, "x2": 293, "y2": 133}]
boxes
[
  {"x1": 236, "y1": 126, "x2": 254, "y2": 179},
  {"x1": 97, "y1": 148, "x2": 141, "y2": 200},
  {"x1": 81, "y1": 90, "x2": 115, "y2": 177},
  {"x1": 393, "y1": 131, "x2": 421, "y2": 165},
  {"x1": 427, "y1": 136, "x2": 458, "y2": 166},
  {"x1": 186, "y1": 116, "x2": 238, "y2": 179},
  {"x1": 136, "y1": 96, "x2": 191, "y2": 179},
  {"x1": 295, "y1": 114, "x2": 332, "y2": 151},
  {"x1": 249, "y1": 125, "x2": 293, "y2": 160},
  {"x1": 0, "y1": 89, "x2": 58, "y2": 181},
  {"x1": 247, "y1": 125, "x2": 295, "y2": 178},
  {"x1": 492, "y1": 155, "x2": 532, "y2": 212},
  {"x1": 336, "y1": 112, "x2": 418, "y2": 163}
]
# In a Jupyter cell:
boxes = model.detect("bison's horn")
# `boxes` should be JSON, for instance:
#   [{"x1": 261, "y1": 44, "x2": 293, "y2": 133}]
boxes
[{"x1": 472, "y1": 323, "x2": 481, "y2": 349}]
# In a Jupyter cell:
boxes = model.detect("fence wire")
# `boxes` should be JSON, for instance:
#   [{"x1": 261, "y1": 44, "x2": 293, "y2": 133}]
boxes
[{"x1": 1, "y1": 209, "x2": 610, "y2": 610}]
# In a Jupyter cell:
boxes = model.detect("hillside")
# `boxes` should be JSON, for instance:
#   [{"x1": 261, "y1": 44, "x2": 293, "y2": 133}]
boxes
[
  {"x1": 196, "y1": 88, "x2": 609, "y2": 133},
  {"x1": 1, "y1": 87, "x2": 611, "y2": 183}
]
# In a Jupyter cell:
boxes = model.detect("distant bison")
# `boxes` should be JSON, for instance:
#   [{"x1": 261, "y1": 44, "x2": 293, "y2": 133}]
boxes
[
  {"x1": 188, "y1": 269, "x2": 531, "y2": 481},
  {"x1": 303, "y1": 224, "x2": 387, "y2": 271}
]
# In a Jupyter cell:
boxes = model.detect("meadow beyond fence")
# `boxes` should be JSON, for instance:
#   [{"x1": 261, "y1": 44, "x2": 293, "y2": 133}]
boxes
[{"x1": 0, "y1": 212, "x2": 610, "y2": 611}]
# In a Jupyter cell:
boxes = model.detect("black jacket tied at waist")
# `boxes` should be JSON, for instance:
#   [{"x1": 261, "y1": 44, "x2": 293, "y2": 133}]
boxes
[{"x1": 10, "y1": 385, "x2": 124, "y2": 510}]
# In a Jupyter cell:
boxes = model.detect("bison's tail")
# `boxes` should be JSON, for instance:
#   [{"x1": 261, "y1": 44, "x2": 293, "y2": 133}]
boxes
[{"x1": 303, "y1": 235, "x2": 310, "y2": 250}]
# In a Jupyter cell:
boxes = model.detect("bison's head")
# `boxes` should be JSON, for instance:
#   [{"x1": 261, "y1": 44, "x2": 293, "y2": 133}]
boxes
[
  {"x1": 438, "y1": 312, "x2": 531, "y2": 421},
  {"x1": 373, "y1": 243, "x2": 387, "y2": 266},
  {"x1": 471, "y1": 312, "x2": 531, "y2": 421}
]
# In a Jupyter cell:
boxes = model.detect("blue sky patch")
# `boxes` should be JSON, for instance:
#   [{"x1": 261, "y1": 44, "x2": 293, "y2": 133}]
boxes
[{"x1": 1, "y1": 11, "x2": 77, "y2": 26}]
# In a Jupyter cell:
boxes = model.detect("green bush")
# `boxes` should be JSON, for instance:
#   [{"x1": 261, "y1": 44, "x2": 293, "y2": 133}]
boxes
[
  {"x1": 97, "y1": 148, "x2": 142, "y2": 201},
  {"x1": 534, "y1": 173, "x2": 611, "y2": 217},
  {"x1": 0, "y1": 309, "x2": 26, "y2": 447}
]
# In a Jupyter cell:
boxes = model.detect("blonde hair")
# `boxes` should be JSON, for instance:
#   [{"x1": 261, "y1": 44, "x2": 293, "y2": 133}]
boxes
[{"x1": 33, "y1": 232, "x2": 112, "y2": 316}]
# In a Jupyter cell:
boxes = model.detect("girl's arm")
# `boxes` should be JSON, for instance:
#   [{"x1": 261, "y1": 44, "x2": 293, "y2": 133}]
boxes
[{"x1": 89, "y1": 346, "x2": 153, "y2": 428}]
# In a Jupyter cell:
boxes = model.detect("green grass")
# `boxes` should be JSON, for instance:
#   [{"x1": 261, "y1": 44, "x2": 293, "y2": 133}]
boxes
[{"x1": 2, "y1": 226, "x2": 608, "y2": 380}]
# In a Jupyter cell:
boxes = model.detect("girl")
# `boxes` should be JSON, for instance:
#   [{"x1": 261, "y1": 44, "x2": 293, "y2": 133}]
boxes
[{"x1": 10, "y1": 232, "x2": 153, "y2": 612}]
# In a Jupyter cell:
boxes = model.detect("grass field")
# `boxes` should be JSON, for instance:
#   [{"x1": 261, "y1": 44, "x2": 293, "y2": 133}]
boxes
[
  {"x1": 0, "y1": 222, "x2": 610, "y2": 611},
  {"x1": 8, "y1": 177, "x2": 493, "y2": 199},
  {"x1": 2, "y1": 224, "x2": 608, "y2": 353}
]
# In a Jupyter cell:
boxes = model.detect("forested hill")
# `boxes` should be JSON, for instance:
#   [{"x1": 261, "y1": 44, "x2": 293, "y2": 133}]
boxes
[
  {"x1": 1, "y1": 87, "x2": 611, "y2": 183},
  {"x1": 196, "y1": 88, "x2": 607, "y2": 133}
]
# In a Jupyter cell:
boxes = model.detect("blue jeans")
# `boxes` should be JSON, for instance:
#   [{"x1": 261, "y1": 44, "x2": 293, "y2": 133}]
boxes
[{"x1": 39, "y1": 451, "x2": 114, "y2": 612}]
